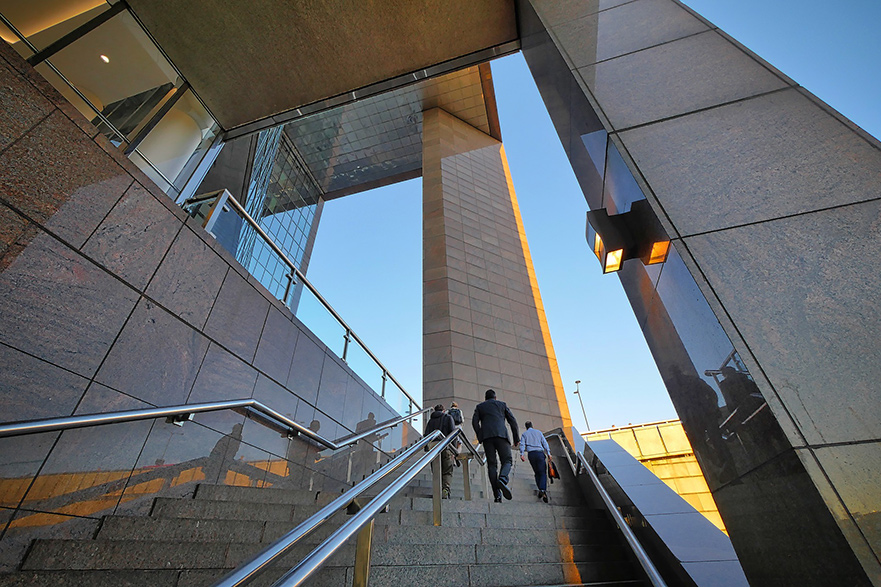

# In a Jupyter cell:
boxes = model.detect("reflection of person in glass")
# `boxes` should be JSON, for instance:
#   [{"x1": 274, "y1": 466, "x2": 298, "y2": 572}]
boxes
[
  {"x1": 352, "y1": 412, "x2": 386, "y2": 481},
  {"x1": 718, "y1": 367, "x2": 772, "y2": 446},
  {"x1": 205, "y1": 423, "x2": 243, "y2": 483},
  {"x1": 668, "y1": 366, "x2": 736, "y2": 484}
]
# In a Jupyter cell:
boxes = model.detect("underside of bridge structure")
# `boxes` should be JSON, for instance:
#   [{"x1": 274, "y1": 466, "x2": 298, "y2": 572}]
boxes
[{"x1": 1, "y1": 0, "x2": 880, "y2": 584}]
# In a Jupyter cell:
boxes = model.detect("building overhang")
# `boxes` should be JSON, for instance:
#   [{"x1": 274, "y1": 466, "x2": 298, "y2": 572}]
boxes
[{"x1": 126, "y1": 0, "x2": 518, "y2": 134}]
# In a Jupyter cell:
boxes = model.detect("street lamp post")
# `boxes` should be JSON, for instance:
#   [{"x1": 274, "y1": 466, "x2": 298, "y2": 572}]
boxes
[{"x1": 573, "y1": 380, "x2": 590, "y2": 432}]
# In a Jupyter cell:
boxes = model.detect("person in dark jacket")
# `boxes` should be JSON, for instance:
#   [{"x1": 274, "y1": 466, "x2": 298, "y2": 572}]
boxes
[
  {"x1": 424, "y1": 404, "x2": 457, "y2": 499},
  {"x1": 472, "y1": 389, "x2": 519, "y2": 502}
]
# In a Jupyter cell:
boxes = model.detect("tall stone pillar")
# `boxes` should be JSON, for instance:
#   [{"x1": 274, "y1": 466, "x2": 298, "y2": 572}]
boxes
[{"x1": 422, "y1": 108, "x2": 571, "y2": 435}]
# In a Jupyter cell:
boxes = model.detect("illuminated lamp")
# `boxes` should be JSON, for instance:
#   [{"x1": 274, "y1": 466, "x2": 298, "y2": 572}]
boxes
[{"x1": 586, "y1": 200, "x2": 670, "y2": 274}]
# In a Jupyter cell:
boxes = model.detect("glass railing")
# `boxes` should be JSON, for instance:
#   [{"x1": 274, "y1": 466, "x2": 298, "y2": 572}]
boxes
[{"x1": 183, "y1": 189, "x2": 421, "y2": 423}]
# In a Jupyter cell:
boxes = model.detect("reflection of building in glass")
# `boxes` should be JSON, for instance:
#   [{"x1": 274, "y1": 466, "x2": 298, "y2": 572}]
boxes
[{"x1": 585, "y1": 420, "x2": 727, "y2": 533}]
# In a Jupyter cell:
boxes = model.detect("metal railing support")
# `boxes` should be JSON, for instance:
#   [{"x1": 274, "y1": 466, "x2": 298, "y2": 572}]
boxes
[
  {"x1": 462, "y1": 456, "x2": 472, "y2": 501},
  {"x1": 352, "y1": 518, "x2": 375, "y2": 587},
  {"x1": 432, "y1": 450, "x2": 443, "y2": 526}
]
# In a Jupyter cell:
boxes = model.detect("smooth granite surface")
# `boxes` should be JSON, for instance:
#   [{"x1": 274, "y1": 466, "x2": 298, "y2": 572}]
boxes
[
  {"x1": 621, "y1": 89, "x2": 881, "y2": 236},
  {"x1": 684, "y1": 199, "x2": 881, "y2": 445},
  {"x1": 578, "y1": 30, "x2": 788, "y2": 130},
  {"x1": 551, "y1": 0, "x2": 709, "y2": 68}
]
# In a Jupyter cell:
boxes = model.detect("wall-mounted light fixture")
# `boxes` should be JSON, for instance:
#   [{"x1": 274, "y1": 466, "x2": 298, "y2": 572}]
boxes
[{"x1": 586, "y1": 199, "x2": 670, "y2": 274}]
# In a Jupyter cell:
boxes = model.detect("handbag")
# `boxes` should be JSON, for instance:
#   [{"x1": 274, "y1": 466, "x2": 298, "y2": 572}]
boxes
[{"x1": 547, "y1": 456, "x2": 560, "y2": 483}]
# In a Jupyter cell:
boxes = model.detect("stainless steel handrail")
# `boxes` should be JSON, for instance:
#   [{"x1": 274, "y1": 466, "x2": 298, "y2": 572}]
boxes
[
  {"x1": 265, "y1": 428, "x2": 468, "y2": 587},
  {"x1": 214, "y1": 430, "x2": 445, "y2": 587},
  {"x1": 0, "y1": 399, "x2": 430, "y2": 450},
  {"x1": 201, "y1": 189, "x2": 419, "y2": 411},
  {"x1": 546, "y1": 433, "x2": 667, "y2": 587}
]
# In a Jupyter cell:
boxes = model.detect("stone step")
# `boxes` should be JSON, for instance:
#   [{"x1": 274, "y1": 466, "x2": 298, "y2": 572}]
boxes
[
  {"x1": 149, "y1": 497, "x2": 313, "y2": 522},
  {"x1": 0, "y1": 570, "x2": 181, "y2": 587},
  {"x1": 193, "y1": 484, "x2": 328, "y2": 505},
  {"x1": 24, "y1": 537, "x2": 623, "y2": 575},
  {"x1": 364, "y1": 561, "x2": 639, "y2": 587}
]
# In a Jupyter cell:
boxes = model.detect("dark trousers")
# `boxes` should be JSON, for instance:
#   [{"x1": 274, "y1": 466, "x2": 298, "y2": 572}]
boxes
[
  {"x1": 527, "y1": 450, "x2": 547, "y2": 492},
  {"x1": 483, "y1": 436, "x2": 513, "y2": 499}
]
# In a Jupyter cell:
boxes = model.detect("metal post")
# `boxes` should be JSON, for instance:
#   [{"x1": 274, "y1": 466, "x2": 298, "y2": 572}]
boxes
[
  {"x1": 432, "y1": 451, "x2": 442, "y2": 526},
  {"x1": 462, "y1": 456, "x2": 471, "y2": 501},
  {"x1": 342, "y1": 330, "x2": 351, "y2": 363},
  {"x1": 381, "y1": 371, "x2": 387, "y2": 398},
  {"x1": 202, "y1": 189, "x2": 231, "y2": 236},
  {"x1": 573, "y1": 380, "x2": 591, "y2": 432},
  {"x1": 352, "y1": 518, "x2": 375, "y2": 587},
  {"x1": 283, "y1": 270, "x2": 297, "y2": 306}
]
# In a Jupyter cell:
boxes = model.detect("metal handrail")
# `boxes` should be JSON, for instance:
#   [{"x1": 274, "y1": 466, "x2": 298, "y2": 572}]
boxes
[
  {"x1": 0, "y1": 399, "x2": 431, "y2": 450},
  {"x1": 262, "y1": 428, "x2": 469, "y2": 587},
  {"x1": 198, "y1": 189, "x2": 419, "y2": 411},
  {"x1": 214, "y1": 429, "x2": 446, "y2": 587},
  {"x1": 545, "y1": 433, "x2": 667, "y2": 587}
]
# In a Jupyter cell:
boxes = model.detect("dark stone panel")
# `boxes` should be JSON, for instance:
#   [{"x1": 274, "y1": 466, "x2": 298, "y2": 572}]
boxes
[
  {"x1": 0, "y1": 203, "x2": 38, "y2": 273},
  {"x1": 115, "y1": 421, "x2": 234, "y2": 516},
  {"x1": 253, "y1": 306, "x2": 300, "y2": 385},
  {"x1": 81, "y1": 183, "x2": 181, "y2": 290},
  {"x1": 204, "y1": 269, "x2": 270, "y2": 363},
  {"x1": 621, "y1": 89, "x2": 881, "y2": 236},
  {"x1": 0, "y1": 231, "x2": 139, "y2": 378},
  {"x1": 578, "y1": 30, "x2": 787, "y2": 130},
  {"x1": 0, "y1": 431, "x2": 59, "y2": 509},
  {"x1": 551, "y1": 0, "x2": 708, "y2": 68},
  {"x1": 16, "y1": 386, "x2": 153, "y2": 520},
  {"x1": 713, "y1": 450, "x2": 871, "y2": 586},
  {"x1": 315, "y1": 355, "x2": 350, "y2": 427},
  {"x1": 0, "y1": 342, "x2": 88, "y2": 422},
  {"x1": 286, "y1": 332, "x2": 325, "y2": 406},
  {"x1": 640, "y1": 244, "x2": 791, "y2": 490},
  {"x1": 248, "y1": 374, "x2": 300, "y2": 457},
  {"x1": 187, "y1": 343, "x2": 257, "y2": 436},
  {"x1": 341, "y1": 379, "x2": 367, "y2": 433},
  {"x1": 0, "y1": 57, "x2": 54, "y2": 152},
  {"x1": 95, "y1": 299, "x2": 210, "y2": 406},
  {"x1": 145, "y1": 225, "x2": 228, "y2": 330},
  {"x1": 0, "y1": 110, "x2": 132, "y2": 249},
  {"x1": 684, "y1": 200, "x2": 881, "y2": 445}
]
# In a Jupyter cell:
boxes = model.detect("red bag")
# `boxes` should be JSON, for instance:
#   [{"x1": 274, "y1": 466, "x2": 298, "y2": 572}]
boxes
[{"x1": 548, "y1": 456, "x2": 560, "y2": 483}]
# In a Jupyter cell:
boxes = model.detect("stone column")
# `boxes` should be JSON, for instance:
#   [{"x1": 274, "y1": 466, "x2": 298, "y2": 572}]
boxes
[{"x1": 422, "y1": 108, "x2": 571, "y2": 435}]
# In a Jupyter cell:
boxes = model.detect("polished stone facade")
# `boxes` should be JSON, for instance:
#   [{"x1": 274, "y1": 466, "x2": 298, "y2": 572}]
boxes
[
  {"x1": 0, "y1": 42, "x2": 414, "y2": 572},
  {"x1": 523, "y1": 0, "x2": 881, "y2": 583},
  {"x1": 422, "y1": 108, "x2": 572, "y2": 434}
]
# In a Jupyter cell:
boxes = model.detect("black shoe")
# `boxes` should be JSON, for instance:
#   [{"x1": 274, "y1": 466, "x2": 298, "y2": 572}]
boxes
[
  {"x1": 540, "y1": 490, "x2": 549, "y2": 503},
  {"x1": 498, "y1": 479, "x2": 512, "y2": 500},
  {"x1": 494, "y1": 496, "x2": 503, "y2": 503}
]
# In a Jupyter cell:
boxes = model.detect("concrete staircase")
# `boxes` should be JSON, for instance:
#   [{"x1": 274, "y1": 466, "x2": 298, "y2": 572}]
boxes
[{"x1": 4, "y1": 449, "x2": 645, "y2": 587}]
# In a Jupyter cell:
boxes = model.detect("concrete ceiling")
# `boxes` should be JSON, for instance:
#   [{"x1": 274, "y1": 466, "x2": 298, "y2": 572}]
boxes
[{"x1": 126, "y1": 0, "x2": 518, "y2": 132}]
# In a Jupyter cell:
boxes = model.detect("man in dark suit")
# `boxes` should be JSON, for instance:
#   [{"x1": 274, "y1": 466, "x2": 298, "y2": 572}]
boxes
[{"x1": 472, "y1": 389, "x2": 519, "y2": 502}]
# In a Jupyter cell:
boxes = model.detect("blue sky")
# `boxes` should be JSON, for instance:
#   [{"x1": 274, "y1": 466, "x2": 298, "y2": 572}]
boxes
[{"x1": 306, "y1": 0, "x2": 881, "y2": 433}]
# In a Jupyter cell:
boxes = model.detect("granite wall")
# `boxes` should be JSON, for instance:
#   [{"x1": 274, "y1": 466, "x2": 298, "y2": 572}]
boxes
[
  {"x1": 521, "y1": 0, "x2": 881, "y2": 584},
  {"x1": 0, "y1": 40, "x2": 413, "y2": 572}
]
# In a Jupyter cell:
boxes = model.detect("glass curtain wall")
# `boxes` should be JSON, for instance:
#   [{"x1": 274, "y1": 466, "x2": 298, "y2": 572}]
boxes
[{"x1": 0, "y1": 0, "x2": 219, "y2": 200}]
